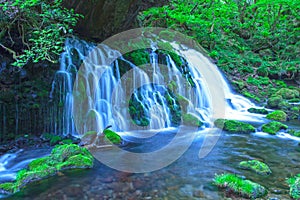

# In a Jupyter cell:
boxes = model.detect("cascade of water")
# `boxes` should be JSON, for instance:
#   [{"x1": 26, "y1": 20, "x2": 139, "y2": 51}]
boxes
[{"x1": 53, "y1": 38, "x2": 260, "y2": 136}]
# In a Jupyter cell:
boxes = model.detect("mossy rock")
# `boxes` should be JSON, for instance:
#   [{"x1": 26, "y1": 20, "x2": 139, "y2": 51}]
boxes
[
  {"x1": 56, "y1": 154, "x2": 94, "y2": 170},
  {"x1": 267, "y1": 96, "x2": 283, "y2": 108},
  {"x1": 103, "y1": 129, "x2": 122, "y2": 144},
  {"x1": 287, "y1": 174, "x2": 300, "y2": 199},
  {"x1": 261, "y1": 121, "x2": 288, "y2": 135},
  {"x1": 266, "y1": 110, "x2": 287, "y2": 121},
  {"x1": 0, "y1": 144, "x2": 94, "y2": 195},
  {"x1": 176, "y1": 94, "x2": 189, "y2": 113},
  {"x1": 239, "y1": 160, "x2": 271, "y2": 176},
  {"x1": 288, "y1": 129, "x2": 300, "y2": 137},
  {"x1": 51, "y1": 144, "x2": 93, "y2": 163},
  {"x1": 289, "y1": 98, "x2": 300, "y2": 103},
  {"x1": 182, "y1": 113, "x2": 203, "y2": 127},
  {"x1": 213, "y1": 173, "x2": 267, "y2": 199},
  {"x1": 81, "y1": 131, "x2": 97, "y2": 145},
  {"x1": 247, "y1": 108, "x2": 269, "y2": 115},
  {"x1": 276, "y1": 88, "x2": 300, "y2": 100},
  {"x1": 41, "y1": 133, "x2": 63, "y2": 146},
  {"x1": 214, "y1": 119, "x2": 255, "y2": 134},
  {"x1": 0, "y1": 182, "x2": 16, "y2": 194}
]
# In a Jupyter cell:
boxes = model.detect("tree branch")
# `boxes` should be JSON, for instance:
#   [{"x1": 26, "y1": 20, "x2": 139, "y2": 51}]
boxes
[{"x1": 0, "y1": 43, "x2": 17, "y2": 59}]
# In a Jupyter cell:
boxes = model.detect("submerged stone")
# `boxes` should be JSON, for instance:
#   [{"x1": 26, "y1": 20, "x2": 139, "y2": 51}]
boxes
[
  {"x1": 266, "y1": 110, "x2": 287, "y2": 122},
  {"x1": 213, "y1": 173, "x2": 267, "y2": 199},
  {"x1": 239, "y1": 160, "x2": 271, "y2": 176},
  {"x1": 214, "y1": 119, "x2": 255, "y2": 133},
  {"x1": 261, "y1": 121, "x2": 288, "y2": 135}
]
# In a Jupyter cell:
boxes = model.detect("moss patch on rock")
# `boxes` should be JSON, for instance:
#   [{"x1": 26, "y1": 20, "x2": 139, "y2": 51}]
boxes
[
  {"x1": 290, "y1": 130, "x2": 300, "y2": 137},
  {"x1": 287, "y1": 174, "x2": 300, "y2": 199},
  {"x1": 267, "y1": 96, "x2": 283, "y2": 109},
  {"x1": 182, "y1": 113, "x2": 203, "y2": 127},
  {"x1": 0, "y1": 144, "x2": 94, "y2": 195},
  {"x1": 239, "y1": 160, "x2": 271, "y2": 176},
  {"x1": 247, "y1": 108, "x2": 269, "y2": 115},
  {"x1": 103, "y1": 129, "x2": 122, "y2": 144},
  {"x1": 266, "y1": 110, "x2": 287, "y2": 121},
  {"x1": 214, "y1": 119, "x2": 255, "y2": 133},
  {"x1": 213, "y1": 173, "x2": 267, "y2": 199},
  {"x1": 261, "y1": 121, "x2": 288, "y2": 135},
  {"x1": 276, "y1": 88, "x2": 299, "y2": 100}
]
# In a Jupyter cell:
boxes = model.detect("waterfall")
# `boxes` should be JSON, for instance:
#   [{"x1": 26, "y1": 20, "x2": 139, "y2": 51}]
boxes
[{"x1": 52, "y1": 38, "x2": 260, "y2": 136}]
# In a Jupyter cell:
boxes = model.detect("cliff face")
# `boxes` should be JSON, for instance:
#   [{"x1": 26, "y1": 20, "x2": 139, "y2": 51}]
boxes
[{"x1": 62, "y1": 0, "x2": 167, "y2": 42}]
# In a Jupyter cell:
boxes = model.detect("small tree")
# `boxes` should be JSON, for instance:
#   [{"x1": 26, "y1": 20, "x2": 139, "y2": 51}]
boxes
[{"x1": 0, "y1": 0, "x2": 82, "y2": 67}]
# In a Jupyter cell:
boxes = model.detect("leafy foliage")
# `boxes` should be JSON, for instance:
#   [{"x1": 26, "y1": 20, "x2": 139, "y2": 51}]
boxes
[
  {"x1": 139, "y1": 0, "x2": 300, "y2": 100},
  {"x1": 0, "y1": 0, "x2": 82, "y2": 67}
]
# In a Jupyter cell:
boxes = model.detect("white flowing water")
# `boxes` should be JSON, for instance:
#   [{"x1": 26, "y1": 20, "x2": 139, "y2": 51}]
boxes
[{"x1": 49, "y1": 38, "x2": 263, "y2": 136}]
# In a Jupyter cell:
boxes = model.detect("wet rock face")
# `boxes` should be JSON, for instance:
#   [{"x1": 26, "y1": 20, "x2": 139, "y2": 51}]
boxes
[{"x1": 62, "y1": 0, "x2": 167, "y2": 41}]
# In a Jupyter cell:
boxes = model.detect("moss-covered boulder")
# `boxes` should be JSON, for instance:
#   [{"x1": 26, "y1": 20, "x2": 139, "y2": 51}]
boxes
[
  {"x1": 287, "y1": 174, "x2": 300, "y2": 199},
  {"x1": 266, "y1": 110, "x2": 287, "y2": 121},
  {"x1": 213, "y1": 173, "x2": 267, "y2": 199},
  {"x1": 182, "y1": 113, "x2": 203, "y2": 127},
  {"x1": 267, "y1": 96, "x2": 283, "y2": 108},
  {"x1": 0, "y1": 144, "x2": 94, "y2": 195},
  {"x1": 276, "y1": 88, "x2": 300, "y2": 100},
  {"x1": 261, "y1": 121, "x2": 288, "y2": 135},
  {"x1": 103, "y1": 129, "x2": 122, "y2": 144},
  {"x1": 214, "y1": 119, "x2": 255, "y2": 133},
  {"x1": 247, "y1": 108, "x2": 269, "y2": 115},
  {"x1": 239, "y1": 160, "x2": 271, "y2": 176}
]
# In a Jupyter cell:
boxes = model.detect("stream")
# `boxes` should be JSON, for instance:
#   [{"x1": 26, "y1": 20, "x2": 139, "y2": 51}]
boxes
[{"x1": 1, "y1": 120, "x2": 300, "y2": 199}]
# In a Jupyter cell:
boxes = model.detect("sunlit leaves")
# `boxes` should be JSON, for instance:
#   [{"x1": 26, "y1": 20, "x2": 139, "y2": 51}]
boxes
[{"x1": 0, "y1": 0, "x2": 82, "y2": 67}]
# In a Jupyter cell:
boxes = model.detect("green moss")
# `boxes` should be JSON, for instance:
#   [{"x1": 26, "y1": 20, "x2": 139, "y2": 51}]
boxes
[
  {"x1": 0, "y1": 144, "x2": 94, "y2": 195},
  {"x1": 123, "y1": 49, "x2": 150, "y2": 66},
  {"x1": 213, "y1": 173, "x2": 267, "y2": 199},
  {"x1": 56, "y1": 154, "x2": 93, "y2": 170},
  {"x1": 176, "y1": 94, "x2": 189, "y2": 113},
  {"x1": 276, "y1": 88, "x2": 300, "y2": 100},
  {"x1": 267, "y1": 96, "x2": 283, "y2": 108},
  {"x1": 261, "y1": 121, "x2": 288, "y2": 135},
  {"x1": 247, "y1": 108, "x2": 269, "y2": 115},
  {"x1": 287, "y1": 175, "x2": 300, "y2": 199},
  {"x1": 289, "y1": 98, "x2": 300, "y2": 103},
  {"x1": 28, "y1": 157, "x2": 50, "y2": 170},
  {"x1": 214, "y1": 119, "x2": 255, "y2": 134},
  {"x1": 288, "y1": 129, "x2": 300, "y2": 137},
  {"x1": 51, "y1": 144, "x2": 93, "y2": 162},
  {"x1": 239, "y1": 160, "x2": 271, "y2": 176},
  {"x1": 0, "y1": 182, "x2": 17, "y2": 194},
  {"x1": 61, "y1": 139, "x2": 73, "y2": 144},
  {"x1": 41, "y1": 133, "x2": 63, "y2": 146},
  {"x1": 232, "y1": 80, "x2": 245, "y2": 90},
  {"x1": 103, "y1": 129, "x2": 122, "y2": 144},
  {"x1": 242, "y1": 91, "x2": 261, "y2": 102},
  {"x1": 266, "y1": 110, "x2": 287, "y2": 121},
  {"x1": 182, "y1": 113, "x2": 203, "y2": 127}
]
